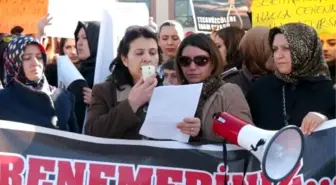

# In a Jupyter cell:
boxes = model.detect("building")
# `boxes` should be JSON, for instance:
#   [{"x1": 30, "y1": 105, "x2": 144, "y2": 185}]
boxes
[{"x1": 117, "y1": 0, "x2": 195, "y2": 32}]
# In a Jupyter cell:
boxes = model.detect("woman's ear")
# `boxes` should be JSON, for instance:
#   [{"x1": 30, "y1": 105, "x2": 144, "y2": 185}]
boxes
[{"x1": 121, "y1": 55, "x2": 128, "y2": 67}]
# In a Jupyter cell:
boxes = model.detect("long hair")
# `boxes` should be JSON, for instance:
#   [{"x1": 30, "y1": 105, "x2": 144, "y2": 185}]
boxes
[{"x1": 215, "y1": 27, "x2": 245, "y2": 70}]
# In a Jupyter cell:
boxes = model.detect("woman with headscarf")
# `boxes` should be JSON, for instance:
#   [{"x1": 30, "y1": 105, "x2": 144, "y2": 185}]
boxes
[
  {"x1": 0, "y1": 36, "x2": 79, "y2": 132},
  {"x1": 247, "y1": 23, "x2": 335, "y2": 135},
  {"x1": 221, "y1": 26, "x2": 276, "y2": 95},
  {"x1": 72, "y1": 21, "x2": 100, "y2": 130}
]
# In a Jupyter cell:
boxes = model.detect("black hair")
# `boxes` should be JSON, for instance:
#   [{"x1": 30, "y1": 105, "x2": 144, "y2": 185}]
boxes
[
  {"x1": 107, "y1": 26, "x2": 162, "y2": 90},
  {"x1": 10, "y1": 26, "x2": 24, "y2": 35},
  {"x1": 162, "y1": 57, "x2": 175, "y2": 70}
]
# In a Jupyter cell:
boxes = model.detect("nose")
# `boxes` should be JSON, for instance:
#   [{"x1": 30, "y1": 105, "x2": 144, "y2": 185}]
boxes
[
  {"x1": 142, "y1": 52, "x2": 152, "y2": 64},
  {"x1": 31, "y1": 57, "x2": 40, "y2": 66},
  {"x1": 167, "y1": 38, "x2": 173, "y2": 45},
  {"x1": 77, "y1": 38, "x2": 82, "y2": 46},
  {"x1": 188, "y1": 61, "x2": 197, "y2": 69},
  {"x1": 71, "y1": 47, "x2": 77, "y2": 55},
  {"x1": 273, "y1": 50, "x2": 284, "y2": 59}
]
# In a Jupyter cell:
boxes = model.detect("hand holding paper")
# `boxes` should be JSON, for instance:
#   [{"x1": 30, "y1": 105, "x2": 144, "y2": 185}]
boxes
[{"x1": 139, "y1": 83, "x2": 203, "y2": 142}]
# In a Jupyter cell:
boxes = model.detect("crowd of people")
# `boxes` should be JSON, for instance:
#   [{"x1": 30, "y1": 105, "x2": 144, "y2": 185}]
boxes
[{"x1": 0, "y1": 5, "x2": 335, "y2": 144}]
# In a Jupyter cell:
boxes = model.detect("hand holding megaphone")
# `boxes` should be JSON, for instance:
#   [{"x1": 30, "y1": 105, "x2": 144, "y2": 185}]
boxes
[{"x1": 213, "y1": 112, "x2": 304, "y2": 182}]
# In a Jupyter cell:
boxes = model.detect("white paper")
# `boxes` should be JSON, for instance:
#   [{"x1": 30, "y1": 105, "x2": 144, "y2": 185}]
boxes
[
  {"x1": 94, "y1": 2, "x2": 149, "y2": 84},
  {"x1": 57, "y1": 55, "x2": 85, "y2": 88},
  {"x1": 139, "y1": 84, "x2": 203, "y2": 143},
  {"x1": 45, "y1": 0, "x2": 113, "y2": 38}
]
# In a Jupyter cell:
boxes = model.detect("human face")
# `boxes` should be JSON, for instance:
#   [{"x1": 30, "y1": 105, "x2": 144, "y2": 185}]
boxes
[
  {"x1": 122, "y1": 37, "x2": 159, "y2": 83},
  {"x1": 215, "y1": 34, "x2": 227, "y2": 65},
  {"x1": 320, "y1": 33, "x2": 336, "y2": 64},
  {"x1": 63, "y1": 39, "x2": 79, "y2": 64},
  {"x1": 272, "y1": 34, "x2": 292, "y2": 74},
  {"x1": 76, "y1": 28, "x2": 90, "y2": 60},
  {"x1": 163, "y1": 69, "x2": 179, "y2": 85},
  {"x1": 158, "y1": 26, "x2": 181, "y2": 60},
  {"x1": 179, "y1": 46, "x2": 213, "y2": 83},
  {"x1": 22, "y1": 44, "x2": 44, "y2": 81}
]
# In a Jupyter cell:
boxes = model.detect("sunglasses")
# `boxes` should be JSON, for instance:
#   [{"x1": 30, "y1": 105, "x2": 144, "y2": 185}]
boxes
[{"x1": 177, "y1": 55, "x2": 210, "y2": 67}]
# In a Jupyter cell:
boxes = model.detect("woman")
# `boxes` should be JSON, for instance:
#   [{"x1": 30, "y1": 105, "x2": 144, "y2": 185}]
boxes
[
  {"x1": 0, "y1": 36, "x2": 79, "y2": 132},
  {"x1": 45, "y1": 38, "x2": 80, "y2": 87},
  {"x1": 73, "y1": 21, "x2": 100, "y2": 130},
  {"x1": 175, "y1": 33, "x2": 252, "y2": 142},
  {"x1": 247, "y1": 23, "x2": 335, "y2": 135},
  {"x1": 158, "y1": 20, "x2": 184, "y2": 63},
  {"x1": 85, "y1": 26, "x2": 164, "y2": 139},
  {"x1": 222, "y1": 26, "x2": 276, "y2": 95},
  {"x1": 214, "y1": 27, "x2": 245, "y2": 71},
  {"x1": 320, "y1": 32, "x2": 336, "y2": 83}
]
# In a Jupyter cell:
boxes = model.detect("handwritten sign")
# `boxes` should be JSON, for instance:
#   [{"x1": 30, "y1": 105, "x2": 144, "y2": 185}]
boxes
[
  {"x1": 0, "y1": 0, "x2": 48, "y2": 34},
  {"x1": 252, "y1": 0, "x2": 336, "y2": 34}
]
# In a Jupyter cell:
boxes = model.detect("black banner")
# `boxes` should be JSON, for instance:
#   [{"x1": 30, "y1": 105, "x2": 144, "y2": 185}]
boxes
[
  {"x1": 190, "y1": 0, "x2": 252, "y2": 32},
  {"x1": 0, "y1": 120, "x2": 334, "y2": 185}
]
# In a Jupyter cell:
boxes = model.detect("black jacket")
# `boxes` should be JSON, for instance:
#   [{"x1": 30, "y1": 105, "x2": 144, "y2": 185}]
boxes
[
  {"x1": 247, "y1": 75, "x2": 335, "y2": 130},
  {"x1": 0, "y1": 80, "x2": 79, "y2": 133}
]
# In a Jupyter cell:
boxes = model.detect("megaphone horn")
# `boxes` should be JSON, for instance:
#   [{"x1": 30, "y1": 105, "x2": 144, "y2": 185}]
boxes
[{"x1": 213, "y1": 112, "x2": 304, "y2": 182}]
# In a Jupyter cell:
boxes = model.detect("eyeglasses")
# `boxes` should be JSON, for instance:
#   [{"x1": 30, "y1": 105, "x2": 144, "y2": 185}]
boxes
[{"x1": 177, "y1": 55, "x2": 210, "y2": 67}]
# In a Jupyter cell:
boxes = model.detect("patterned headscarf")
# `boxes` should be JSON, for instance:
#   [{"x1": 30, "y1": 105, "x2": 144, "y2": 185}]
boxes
[
  {"x1": 269, "y1": 23, "x2": 330, "y2": 83},
  {"x1": 3, "y1": 36, "x2": 49, "y2": 90}
]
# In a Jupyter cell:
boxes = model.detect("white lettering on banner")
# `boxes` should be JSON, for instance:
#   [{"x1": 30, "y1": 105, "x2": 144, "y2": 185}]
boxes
[
  {"x1": 197, "y1": 16, "x2": 237, "y2": 24},
  {"x1": 0, "y1": 152, "x2": 312, "y2": 185}
]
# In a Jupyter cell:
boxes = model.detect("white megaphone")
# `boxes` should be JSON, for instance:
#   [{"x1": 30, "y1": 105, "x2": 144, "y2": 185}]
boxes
[{"x1": 213, "y1": 112, "x2": 304, "y2": 182}]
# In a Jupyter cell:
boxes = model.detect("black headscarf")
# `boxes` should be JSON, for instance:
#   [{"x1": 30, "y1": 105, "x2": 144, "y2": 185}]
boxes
[{"x1": 74, "y1": 21, "x2": 100, "y2": 88}]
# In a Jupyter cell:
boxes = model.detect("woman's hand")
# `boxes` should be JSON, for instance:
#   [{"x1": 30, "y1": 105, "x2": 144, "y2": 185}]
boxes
[
  {"x1": 83, "y1": 87, "x2": 92, "y2": 105},
  {"x1": 128, "y1": 75, "x2": 158, "y2": 112},
  {"x1": 37, "y1": 14, "x2": 53, "y2": 43},
  {"x1": 301, "y1": 112, "x2": 328, "y2": 135},
  {"x1": 177, "y1": 117, "x2": 201, "y2": 137}
]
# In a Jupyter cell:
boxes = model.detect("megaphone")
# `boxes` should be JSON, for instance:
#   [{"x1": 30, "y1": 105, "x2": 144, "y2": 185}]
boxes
[{"x1": 213, "y1": 112, "x2": 304, "y2": 182}]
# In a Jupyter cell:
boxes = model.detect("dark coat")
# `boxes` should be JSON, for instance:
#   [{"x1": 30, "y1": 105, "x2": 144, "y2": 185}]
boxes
[
  {"x1": 246, "y1": 75, "x2": 335, "y2": 130},
  {"x1": 73, "y1": 21, "x2": 100, "y2": 131},
  {"x1": 0, "y1": 80, "x2": 79, "y2": 133},
  {"x1": 221, "y1": 66, "x2": 255, "y2": 96}
]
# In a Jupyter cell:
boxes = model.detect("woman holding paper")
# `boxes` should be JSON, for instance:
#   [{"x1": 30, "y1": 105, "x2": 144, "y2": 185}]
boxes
[
  {"x1": 174, "y1": 33, "x2": 252, "y2": 142},
  {"x1": 0, "y1": 36, "x2": 79, "y2": 133}
]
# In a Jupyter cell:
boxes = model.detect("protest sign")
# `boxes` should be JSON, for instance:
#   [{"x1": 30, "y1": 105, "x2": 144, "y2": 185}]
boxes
[
  {"x1": 0, "y1": 119, "x2": 334, "y2": 185},
  {"x1": 190, "y1": 0, "x2": 252, "y2": 33},
  {"x1": 251, "y1": 0, "x2": 336, "y2": 35},
  {"x1": 94, "y1": 2, "x2": 149, "y2": 84},
  {"x1": 0, "y1": 0, "x2": 48, "y2": 34}
]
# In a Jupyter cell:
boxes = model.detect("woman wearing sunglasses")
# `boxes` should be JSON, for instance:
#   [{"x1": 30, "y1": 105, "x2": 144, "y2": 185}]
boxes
[{"x1": 175, "y1": 33, "x2": 252, "y2": 142}]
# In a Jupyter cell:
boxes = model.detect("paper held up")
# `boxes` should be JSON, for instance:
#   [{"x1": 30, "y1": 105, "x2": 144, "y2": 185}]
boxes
[
  {"x1": 139, "y1": 83, "x2": 203, "y2": 143},
  {"x1": 57, "y1": 55, "x2": 87, "y2": 90}
]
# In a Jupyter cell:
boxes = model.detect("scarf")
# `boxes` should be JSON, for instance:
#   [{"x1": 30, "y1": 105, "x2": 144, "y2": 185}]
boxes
[
  {"x1": 269, "y1": 23, "x2": 330, "y2": 83},
  {"x1": 74, "y1": 21, "x2": 100, "y2": 87},
  {"x1": 194, "y1": 76, "x2": 224, "y2": 120},
  {"x1": 3, "y1": 36, "x2": 54, "y2": 93}
]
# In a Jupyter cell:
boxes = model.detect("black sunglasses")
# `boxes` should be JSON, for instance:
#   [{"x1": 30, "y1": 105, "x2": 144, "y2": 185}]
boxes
[{"x1": 177, "y1": 55, "x2": 210, "y2": 67}]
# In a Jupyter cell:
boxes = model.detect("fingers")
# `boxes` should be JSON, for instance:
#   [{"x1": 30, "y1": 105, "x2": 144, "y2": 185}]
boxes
[
  {"x1": 301, "y1": 116, "x2": 311, "y2": 135},
  {"x1": 183, "y1": 117, "x2": 199, "y2": 123},
  {"x1": 301, "y1": 112, "x2": 326, "y2": 135},
  {"x1": 146, "y1": 78, "x2": 158, "y2": 91},
  {"x1": 176, "y1": 119, "x2": 201, "y2": 137},
  {"x1": 134, "y1": 77, "x2": 144, "y2": 87}
]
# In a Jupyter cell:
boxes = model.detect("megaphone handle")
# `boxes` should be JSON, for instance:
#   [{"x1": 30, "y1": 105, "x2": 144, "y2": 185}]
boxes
[
  {"x1": 223, "y1": 141, "x2": 251, "y2": 185},
  {"x1": 222, "y1": 142, "x2": 228, "y2": 185}
]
